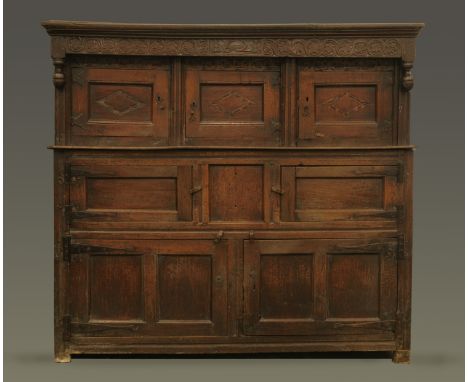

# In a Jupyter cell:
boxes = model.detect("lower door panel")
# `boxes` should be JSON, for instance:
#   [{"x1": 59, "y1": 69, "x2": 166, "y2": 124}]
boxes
[
  {"x1": 243, "y1": 238, "x2": 397, "y2": 336},
  {"x1": 68, "y1": 236, "x2": 397, "y2": 342},
  {"x1": 69, "y1": 239, "x2": 228, "y2": 337}
]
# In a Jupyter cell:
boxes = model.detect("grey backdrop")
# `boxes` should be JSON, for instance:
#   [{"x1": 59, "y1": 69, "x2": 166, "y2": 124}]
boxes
[{"x1": 4, "y1": 0, "x2": 464, "y2": 381}]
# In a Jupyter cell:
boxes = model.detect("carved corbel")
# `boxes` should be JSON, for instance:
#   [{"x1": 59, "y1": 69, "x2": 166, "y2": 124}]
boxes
[
  {"x1": 52, "y1": 58, "x2": 65, "y2": 88},
  {"x1": 401, "y1": 61, "x2": 414, "y2": 91},
  {"x1": 50, "y1": 35, "x2": 66, "y2": 89}
]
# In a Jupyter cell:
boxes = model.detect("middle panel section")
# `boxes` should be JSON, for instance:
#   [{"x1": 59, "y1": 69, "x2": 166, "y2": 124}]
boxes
[{"x1": 205, "y1": 164, "x2": 266, "y2": 223}]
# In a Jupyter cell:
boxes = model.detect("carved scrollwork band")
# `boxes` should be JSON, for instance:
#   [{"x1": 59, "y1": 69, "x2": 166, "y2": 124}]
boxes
[
  {"x1": 50, "y1": 36, "x2": 415, "y2": 90},
  {"x1": 301, "y1": 58, "x2": 395, "y2": 71},
  {"x1": 53, "y1": 36, "x2": 402, "y2": 58}
]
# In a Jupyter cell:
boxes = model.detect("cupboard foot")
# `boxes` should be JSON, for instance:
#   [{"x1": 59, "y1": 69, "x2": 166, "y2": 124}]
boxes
[
  {"x1": 55, "y1": 353, "x2": 71, "y2": 363},
  {"x1": 392, "y1": 350, "x2": 410, "y2": 364}
]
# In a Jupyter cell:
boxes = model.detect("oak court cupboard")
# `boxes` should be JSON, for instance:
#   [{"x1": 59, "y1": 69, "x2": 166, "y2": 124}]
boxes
[{"x1": 42, "y1": 20, "x2": 423, "y2": 363}]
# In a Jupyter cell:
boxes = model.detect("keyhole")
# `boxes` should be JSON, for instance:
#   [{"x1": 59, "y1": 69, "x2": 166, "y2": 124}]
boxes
[{"x1": 303, "y1": 97, "x2": 310, "y2": 117}]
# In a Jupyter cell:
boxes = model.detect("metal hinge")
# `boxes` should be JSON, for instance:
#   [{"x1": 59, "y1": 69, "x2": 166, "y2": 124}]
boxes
[
  {"x1": 190, "y1": 185, "x2": 202, "y2": 194},
  {"x1": 213, "y1": 230, "x2": 224, "y2": 243},
  {"x1": 62, "y1": 235, "x2": 71, "y2": 262},
  {"x1": 271, "y1": 185, "x2": 284, "y2": 195},
  {"x1": 63, "y1": 315, "x2": 72, "y2": 341}
]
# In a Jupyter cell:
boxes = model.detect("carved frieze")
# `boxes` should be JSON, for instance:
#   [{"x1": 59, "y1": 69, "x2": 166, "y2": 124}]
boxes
[
  {"x1": 301, "y1": 58, "x2": 395, "y2": 71},
  {"x1": 53, "y1": 36, "x2": 402, "y2": 58}
]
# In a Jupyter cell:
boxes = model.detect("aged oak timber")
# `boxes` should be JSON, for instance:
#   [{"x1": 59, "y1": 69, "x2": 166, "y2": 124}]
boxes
[{"x1": 43, "y1": 21, "x2": 423, "y2": 363}]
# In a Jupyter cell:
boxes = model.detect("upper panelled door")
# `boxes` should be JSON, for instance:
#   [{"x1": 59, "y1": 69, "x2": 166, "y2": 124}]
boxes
[
  {"x1": 280, "y1": 164, "x2": 401, "y2": 229},
  {"x1": 70, "y1": 66, "x2": 170, "y2": 145},
  {"x1": 298, "y1": 66, "x2": 394, "y2": 146},
  {"x1": 243, "y1": 239, "x2": 398, "y2": 337},
  {"x1": 69, "y1": 239, "x2": 228, "y2": 337},
  {"x1": 184, "y1": 67, "x2": 281, "y2": 146},
  {"x1": 69, "y1": 162, "x2": 192, "y2": 229}
]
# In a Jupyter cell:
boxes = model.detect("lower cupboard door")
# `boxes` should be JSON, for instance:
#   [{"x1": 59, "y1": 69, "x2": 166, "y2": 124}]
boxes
[
  {"x1": 69, "y1": 239, "x2": 228, "y2": 337},
  {"x1": 243, "y1": 239, "x2": 398, "y2": 337}
]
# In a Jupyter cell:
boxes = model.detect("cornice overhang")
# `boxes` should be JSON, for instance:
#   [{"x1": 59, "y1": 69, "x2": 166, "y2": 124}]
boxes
[
  {"x1": 42, "y1": 20, "x2": 424, "y2": 38},
  {"x1": 42, "y1": 20, "x2": 424, "y2": 61}
]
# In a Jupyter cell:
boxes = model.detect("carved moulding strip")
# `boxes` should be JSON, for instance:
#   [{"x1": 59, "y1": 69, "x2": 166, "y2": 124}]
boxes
[
  {"x1": 51, "y1": 36, "x2": 403, "y2": 58},
  {"x1": 301, "y1": 58, "x2": 395, "y2": 71},
  {"x1": 68, "y1": 54, "x2": 171, "y2": 68},
  {"x1": 185, "y1": 57, "x2": 281, "y2": 71}
]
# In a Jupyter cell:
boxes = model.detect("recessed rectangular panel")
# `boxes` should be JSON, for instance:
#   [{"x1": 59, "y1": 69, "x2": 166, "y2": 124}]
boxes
[
  {"x1": 298, "y1": 69, "x2": 394, "y2": 146},
  {"x1": 328, "y1": 254, "x2": 380, "y2": 318},
  {"x1": 89, "y1": 255, "x2": 143, "y2": 321},
  {"x1": 70, "y1": 239, "x2": 228, "y2": 337},
  {"x1": 296, "y1": 177, "x2": 384, "y2": 210},
  {"x1": 89, "y1": 83, "x2": 153, "y2": 122},
  {"x1": 260, "y1": 254, "x2": 314, "y2": 319},
  {"x1": 209, "y1": 165, "x2": 264, "y2": 221},
  {"x1": 158, "y1": 255, "x2": 212, "y2": 320},
  {"x1": 200, "y1": 84, "x2": 264, "y2": 122},
  {"x1": 184, "y1": 68, "x2": 280, "y2": 145},
  {"x1": 70, "y1": 66, "x2": 170, "y2": 145},
  {"x1": 86, "y1": 178, "x2": 177, "y2": 210},
  {"x1": 69, "y1": 163, "x2": 193, "y2": 229},
  {"x1": 315, "y1": 85, "x2": 377, "y2": 123}
]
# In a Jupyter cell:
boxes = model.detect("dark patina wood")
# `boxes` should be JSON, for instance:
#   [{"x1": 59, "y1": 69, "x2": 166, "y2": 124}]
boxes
[{"x1": 43, "y1": 21, "x2": 422, "y2": 363}]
